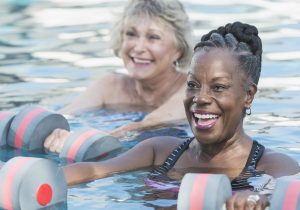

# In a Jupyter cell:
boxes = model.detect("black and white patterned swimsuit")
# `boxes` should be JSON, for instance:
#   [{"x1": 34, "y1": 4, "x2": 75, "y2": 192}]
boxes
[{"x1": 149, "y1": 137, "x2": 265, "y2": 191}]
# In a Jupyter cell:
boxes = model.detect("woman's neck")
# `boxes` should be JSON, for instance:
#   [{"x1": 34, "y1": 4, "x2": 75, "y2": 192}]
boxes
[
  {"x1": 191, "y1": 126, "x2": 252, "y2": 163},
  {"x1": 134, "y1": 69, "x2": 186, "y2": 106}
]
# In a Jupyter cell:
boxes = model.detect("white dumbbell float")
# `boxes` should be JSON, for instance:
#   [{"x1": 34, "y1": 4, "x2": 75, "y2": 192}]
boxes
[
  {"x1": 0, "y1": 156, "x2": 67, "y2": 210},
  {"x1": 2, "y1": 105, "x2": 122, "y2": 162}
]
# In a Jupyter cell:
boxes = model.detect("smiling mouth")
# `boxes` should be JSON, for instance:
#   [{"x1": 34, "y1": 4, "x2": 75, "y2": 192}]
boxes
[
  {"x1": 132, "y1": 57, "x2": 152, "y2": 64},
  {"x1": 193, "y1": 113, "x2": 219, "y2": 130}
]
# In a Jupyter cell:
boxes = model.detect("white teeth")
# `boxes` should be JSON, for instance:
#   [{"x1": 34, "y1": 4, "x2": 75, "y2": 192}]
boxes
[
  {"x1": 194, "y1": 113, "x2": 218, "y2": 119},
  {"x1": 133, "y1": 58, "x2": 151, "y2": 64}
]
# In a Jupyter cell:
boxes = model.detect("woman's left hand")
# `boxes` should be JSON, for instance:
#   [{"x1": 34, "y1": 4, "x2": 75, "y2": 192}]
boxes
[
  {"x1": 109, "y1": 122, "x2": 141, "y2": 138},
  {"x1": 110, "y1": 121, "x2": 159, "y2": 138},
  {"x1": 44, "y1": 128, "x2": 70, "y2": 153},
  {"x1": 226, "y1": 190, "x2": 269, "y2": 210}
]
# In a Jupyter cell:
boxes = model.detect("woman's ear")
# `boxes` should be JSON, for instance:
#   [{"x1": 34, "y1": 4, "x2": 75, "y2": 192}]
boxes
[
  {"x1": 244, "y1": 82, "x2": 257, "y2": 107},
  {"x1": 174, "y1": 48, "x2": 182, "y2": 64}
]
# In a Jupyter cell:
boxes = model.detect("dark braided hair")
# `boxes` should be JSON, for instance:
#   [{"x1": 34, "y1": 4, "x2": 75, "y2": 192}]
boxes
[{"x1": 194, "y1": 22, "x2": 262, "y2": 85}]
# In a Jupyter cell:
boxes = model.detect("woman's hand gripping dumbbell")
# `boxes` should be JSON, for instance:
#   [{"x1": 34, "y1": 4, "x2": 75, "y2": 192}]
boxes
[
  {"x1": 0, "y1": 105, "x2": 122, "y2": 162},
  {"x1": 177, "y1": 173, "x2": 300, "y2": 210}
]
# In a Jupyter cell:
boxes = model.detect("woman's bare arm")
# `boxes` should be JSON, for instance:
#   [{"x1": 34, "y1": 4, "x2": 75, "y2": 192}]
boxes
[
  {"x1": 45, "y1": 79, "x2": 186, "y2": 152},
  {"x1": 63, "y1": 138, "x2": 157, "y2": 186},
  {"x1": 60, "y1": 74, "x2": 118, "y2": 115},
  {"x1": 110, "y1": 85, "x2": 187, "y2": 137},
  {"x1": 258, "y1": 149, "x2": 300, "y2": 178}
]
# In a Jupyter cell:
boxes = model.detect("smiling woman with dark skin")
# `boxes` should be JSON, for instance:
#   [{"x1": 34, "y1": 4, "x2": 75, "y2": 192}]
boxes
[{"x1": 62, "y1": 22, "x2": 300, "y2": 210}]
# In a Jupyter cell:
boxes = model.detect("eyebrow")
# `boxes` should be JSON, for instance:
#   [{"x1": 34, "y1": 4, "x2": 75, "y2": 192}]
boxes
[
  {"x1": 124, "y1": 26, "x2": 136, "y2": 30},
  {"x1": 211, "y1": 76, "x2": 231, "y2": 82},
  {"x1": 125, "y1": 25, "x2": 163, "y2": 33}
]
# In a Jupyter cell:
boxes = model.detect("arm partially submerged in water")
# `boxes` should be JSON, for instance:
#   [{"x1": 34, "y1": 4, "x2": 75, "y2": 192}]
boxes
[
  {"x1": 59, "y1": 75, "x2": 114, "y2": 115},
  {"x1": 258, "y1": 148, "x2": 300, "y2": 178},
  {"x1": 63, "y1": 138, "x2": 156, "y2": 185},
  {"x1": 63, "y1": 135, "x2": 300, "y2": 185},
  {"x1": 44, "y1": 75, "x2": 187, "y2": 152},
  {"x1": 63, "y1": 136, "x2": 182, "y2": 186},
  {"x1": 63, "y1": 137, "x2": 300, "y2": 210},
  {"x1": 110, "y1": 85, "x2": 187, "y2": 137},
  {"x1": 62, "y1": 75, "x2": 187, "y2": 133}
]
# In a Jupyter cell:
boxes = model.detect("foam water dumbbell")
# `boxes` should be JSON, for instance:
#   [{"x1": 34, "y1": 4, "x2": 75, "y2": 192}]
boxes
[
  {"x1": 0, "y1": 160, "x2": 4, "y2": 169},
  {"x1": 177, "y1": 173, "x2": 300, "y2": 210},
  {"x1": 7, "y1": 105, "x2": 70, "y2": 151},
  {"x1": 0, "y1": 156, "x2": 67, "y2": 210},
  {"x1": 59, "y1": 127, "x2": 122, "y2": 162},
  {"x1": 0, "y1": 111, "x2": 15, "y2": 147},
  {"x1": 177, "y1": 173, "x2": 232, "y2": 210},
  {"x1": 270, "y1": 175, "x2": 300, "y2": 210},
  {"x1": 5, "y1": 105, "x2": 122, "y2": 162}
]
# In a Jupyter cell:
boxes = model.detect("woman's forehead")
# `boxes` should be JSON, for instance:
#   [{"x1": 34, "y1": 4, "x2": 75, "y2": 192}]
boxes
[
  {"x1": 189, "y1": 50, "x2": 240, "y2": 76},
  {"x1": 192, "y1": 49, "x2": 236, "y2": 66},
  {"x1": 124, "y1": 15, "x2": 173, "y2": 31}
]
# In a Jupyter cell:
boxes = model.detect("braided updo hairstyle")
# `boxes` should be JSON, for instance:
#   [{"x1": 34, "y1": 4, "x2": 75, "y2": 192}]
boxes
[{"x1": 194, "y1": 22, "x2": 262, "y2": 85}]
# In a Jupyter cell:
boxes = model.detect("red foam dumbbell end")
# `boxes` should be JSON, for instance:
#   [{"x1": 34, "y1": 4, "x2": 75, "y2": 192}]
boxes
[{"x1": 36, "y1": 183, "x2": 53, "y2": 206}]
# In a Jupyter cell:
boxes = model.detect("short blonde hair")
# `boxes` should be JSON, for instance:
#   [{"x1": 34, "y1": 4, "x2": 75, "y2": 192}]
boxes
[{"x1": 110, "y1": 0, "x2": 192, "y2": 70}]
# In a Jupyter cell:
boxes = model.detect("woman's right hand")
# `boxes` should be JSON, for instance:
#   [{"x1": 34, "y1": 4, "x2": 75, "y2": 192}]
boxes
[
  {"x1": 226, "y1": 190, "x2": 269, "y2": 210},
  {"x1": 44, "y1": 128, "x2": 70, "y2": 153}
]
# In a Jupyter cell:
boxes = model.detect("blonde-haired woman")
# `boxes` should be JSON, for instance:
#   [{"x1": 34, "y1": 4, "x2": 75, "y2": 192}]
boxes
[{"x1": 44, "y1": 0, "x2": 193, "y2": 152}]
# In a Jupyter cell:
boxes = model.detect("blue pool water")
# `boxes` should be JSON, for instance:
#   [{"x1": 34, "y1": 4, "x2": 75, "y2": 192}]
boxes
[{"x1": 0, "y1": 0, "x2": 300, "y2": 209}]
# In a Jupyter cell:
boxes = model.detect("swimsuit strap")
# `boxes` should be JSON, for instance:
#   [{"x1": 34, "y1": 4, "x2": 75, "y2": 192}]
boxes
[
  {"x1": 151, "y1": 137, "x2": 194, "y2": 176},
  {"x1": 231, "y1": 140, "x2": 265, "y2": 190},
  {"x1": 150, "y1": 138, "x2": 265, "y2": 191},
  {"x1": 244, "y1": 140, "x2": 265, "y2": 170}
]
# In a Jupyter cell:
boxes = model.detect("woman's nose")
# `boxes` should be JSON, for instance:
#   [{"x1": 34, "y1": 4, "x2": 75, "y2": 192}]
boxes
[
  {"x1": 133, "y1": 37, "x2": 146, "y2": 53},
  {"x1": 194, "y1": 88, "x2": 212, "y2": 104}
]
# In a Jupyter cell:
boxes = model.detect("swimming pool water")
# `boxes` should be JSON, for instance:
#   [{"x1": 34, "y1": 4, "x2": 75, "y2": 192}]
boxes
[{"x1": 0, "y1": 0, "x2": 300, "y2": 209}]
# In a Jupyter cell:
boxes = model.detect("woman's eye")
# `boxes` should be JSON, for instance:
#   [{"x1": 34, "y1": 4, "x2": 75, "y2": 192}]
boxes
[
  {"x1": 148, "y1": 34, "x2": 161, "y2": 40},
  {"x1": 187, "y1": 81, "x2": 198, "y2": 89},
  {"x1": 125, "y1": 31, "x2": 136, "y2": 37},
  {"x1": 213, "y1": 85, "x2": 226, "y2": 92}
]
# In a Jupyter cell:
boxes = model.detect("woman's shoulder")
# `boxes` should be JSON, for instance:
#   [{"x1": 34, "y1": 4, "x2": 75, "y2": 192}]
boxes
[
  {"x1": 258, "y1": 147, "x2": 300, "y2": 178},
  {"x1": 143, "y1": 136, "x2": 186, "y2": 164},
  {"x1": 144, "y1": 136, "x2": 184, "y2": 149},
  {"x1": 94, "y1": 72, "x2": 132, "y2": 87},
  {"x1": 91, "y1": 73, "x2": 136, "y2": 100}
]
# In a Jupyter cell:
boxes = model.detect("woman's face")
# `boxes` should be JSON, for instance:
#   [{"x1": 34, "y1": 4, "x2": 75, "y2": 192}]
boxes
[
  {"x1": 184, "y1": 49, "x2": 254, "y2": 144},
  {"x1": 120, "y1": 17, "x2": 181, "y2": 81}
]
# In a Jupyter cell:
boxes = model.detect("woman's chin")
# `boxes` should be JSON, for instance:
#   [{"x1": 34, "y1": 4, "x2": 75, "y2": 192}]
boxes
[
  {"x1": 131, "y1": 72, "x2": 154, "y2": 81},
  {"x1": 191, "y1": 119, "x2": 223, "y2": 143}
]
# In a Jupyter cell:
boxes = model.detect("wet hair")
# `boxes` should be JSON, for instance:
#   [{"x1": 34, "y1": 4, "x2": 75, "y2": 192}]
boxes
[
  {"x1": 194, "y1": 22, "x2": 262, "y2": 85},
  {"x1": 110, "y1": 0, "x2": 192, "y2": 70}
]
